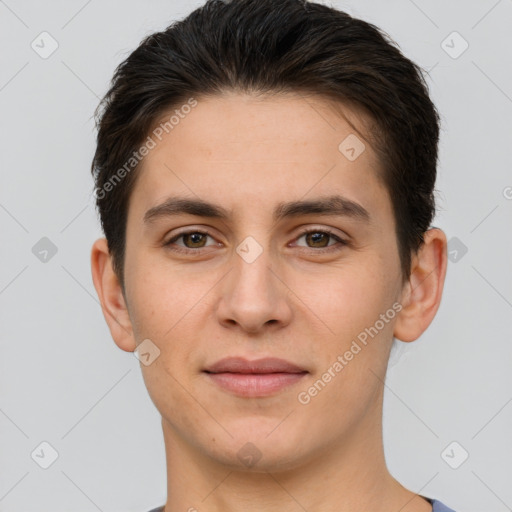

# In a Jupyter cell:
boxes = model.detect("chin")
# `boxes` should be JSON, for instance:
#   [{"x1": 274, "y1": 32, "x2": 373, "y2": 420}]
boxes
[
  {"x1": 207, "y1": 440, "x2": 311, "y2": 474},
  {"x1": 200, "y1": 418, "x2": 314, "y2": 472}
]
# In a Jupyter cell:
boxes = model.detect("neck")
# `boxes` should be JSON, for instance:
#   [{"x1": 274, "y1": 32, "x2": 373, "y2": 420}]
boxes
[{"x1": 160, "y1": 385, "x2": 431, "y2": 512}]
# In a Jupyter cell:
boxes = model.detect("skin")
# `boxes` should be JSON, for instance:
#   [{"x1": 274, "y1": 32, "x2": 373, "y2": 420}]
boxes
[{"x1": 91, "y1": 91, "x2": 447, "y2": 512}]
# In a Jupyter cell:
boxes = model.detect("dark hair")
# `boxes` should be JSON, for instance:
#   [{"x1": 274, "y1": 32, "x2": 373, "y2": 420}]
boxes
[{"x1": 91, "y1": 0, "x2": 440, "y2": 289}]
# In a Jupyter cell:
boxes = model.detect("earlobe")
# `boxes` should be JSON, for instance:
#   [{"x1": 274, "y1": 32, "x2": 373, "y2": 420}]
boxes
[
  {"x1": 393, "y1": 228, "x2": 448, "y2": 343},
  {"x1": 90, "y1": 238, "x2": 136, "y2": 352}
]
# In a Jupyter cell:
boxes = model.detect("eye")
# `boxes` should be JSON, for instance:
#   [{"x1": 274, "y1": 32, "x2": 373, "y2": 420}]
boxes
[
  {"x1": 293, "y1": 228, "x2": 348, "y2": 251},
  {"x1": 163, "y1": 227, "x2": 348, "y2": 255},
  {"x1": 164, "y1": 230, "x2": 218, "y2": 254}
]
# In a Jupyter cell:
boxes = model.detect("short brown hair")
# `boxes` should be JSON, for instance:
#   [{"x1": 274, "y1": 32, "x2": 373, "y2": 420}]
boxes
[{"x1": 91, "y1": 0, "x2": 440, "y2": 288}]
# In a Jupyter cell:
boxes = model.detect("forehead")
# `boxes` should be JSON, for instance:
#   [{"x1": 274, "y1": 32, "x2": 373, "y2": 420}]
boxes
[
  {"x1": 130, "y1": 92, "x2": 389, "y2": 222},
  {"x1": 151, "y1": 91, "x2": 373, "y2": 160}
]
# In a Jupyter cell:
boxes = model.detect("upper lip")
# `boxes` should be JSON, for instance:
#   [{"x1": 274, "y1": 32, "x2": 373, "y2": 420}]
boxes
[{"x1": 204, "y1": 357, "x2": 307, "y2": 374}]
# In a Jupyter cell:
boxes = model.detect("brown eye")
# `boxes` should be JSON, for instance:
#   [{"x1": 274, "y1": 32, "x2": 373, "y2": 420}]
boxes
[
  {"x1": 294, "y1": 228, "x2": 348, "y2": 252},
  {"x1": 181, "y1": 232, "x2": 208, "y2": 248},
  {"x1": 305, "y1": 232, "x2": 330, "y2": 248},
  {"x1": 164, "y1": 230, "x2": 217, "y2": 253}
]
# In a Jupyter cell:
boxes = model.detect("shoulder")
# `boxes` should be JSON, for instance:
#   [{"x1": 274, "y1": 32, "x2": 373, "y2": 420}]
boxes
[
  {"x1": 431, "y1": 498, "x2": 457, "y2": 512},
  {"x1": 146, "y1": 501, "x2": 456, "y2": 512}
]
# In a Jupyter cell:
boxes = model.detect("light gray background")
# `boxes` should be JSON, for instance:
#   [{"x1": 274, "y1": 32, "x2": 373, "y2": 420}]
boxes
[{"x1": 1, "y1": 0, "x2": 511, "y2": 511}]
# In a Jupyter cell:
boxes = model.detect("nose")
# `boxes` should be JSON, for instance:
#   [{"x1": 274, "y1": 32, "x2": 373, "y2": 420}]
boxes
[{"x1": 215, "y1": 240, "x2": 293, "y2": 335}]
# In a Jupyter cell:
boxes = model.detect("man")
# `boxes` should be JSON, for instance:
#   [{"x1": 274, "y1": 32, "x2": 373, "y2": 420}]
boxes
[{"x1": 90, "y1": 1, "x2": 455, "y2": 510}]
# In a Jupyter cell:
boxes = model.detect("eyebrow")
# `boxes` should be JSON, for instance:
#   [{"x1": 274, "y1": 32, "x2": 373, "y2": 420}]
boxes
[{"x1": 143, "y1": 194, "x2": 371, "y2": 225}]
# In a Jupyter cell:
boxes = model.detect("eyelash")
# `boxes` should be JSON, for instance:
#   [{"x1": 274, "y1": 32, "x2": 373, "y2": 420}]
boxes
[{"x1": 163, "y1": 228, "x2": 348, "y2": 255}]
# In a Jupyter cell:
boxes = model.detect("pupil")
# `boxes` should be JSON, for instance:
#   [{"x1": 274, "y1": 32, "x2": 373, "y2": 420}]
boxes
[
  {"x1": 308, "y1": 232, "x2": 327, "y2": 247},
  {"x1": 186, "y1": 233, "x2": 205, "y2": 247},
  {"x1": 183, "y1": 232, "x2": 330, "y2": 249}
]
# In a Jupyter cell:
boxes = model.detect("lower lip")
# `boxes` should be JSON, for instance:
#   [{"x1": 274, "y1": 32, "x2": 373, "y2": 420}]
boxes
[{"x1": 205, "y1": 372, "x2": 307, "y2": 397}]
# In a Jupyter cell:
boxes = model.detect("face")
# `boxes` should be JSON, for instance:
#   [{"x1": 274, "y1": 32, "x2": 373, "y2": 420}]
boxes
[{"x1": 121, "y1": 92, "x2": 406, "y2": 470}]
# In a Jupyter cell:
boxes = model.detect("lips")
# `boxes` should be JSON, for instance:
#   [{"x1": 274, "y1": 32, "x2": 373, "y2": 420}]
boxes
[
  {"x1": 204, "y1": 357, "x2": 307, "y2": 374},
  {"x1": 203, "y1": 357, "x2": 308, "y2": 397}
]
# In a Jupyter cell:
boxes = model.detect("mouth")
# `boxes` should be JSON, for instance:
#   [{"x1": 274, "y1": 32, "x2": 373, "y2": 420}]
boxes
[{"x1": 203, "y1": 357, "x2": 308, "y2": 397}]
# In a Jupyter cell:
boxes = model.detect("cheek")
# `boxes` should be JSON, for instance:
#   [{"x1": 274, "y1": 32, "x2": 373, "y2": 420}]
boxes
[
  {"x1": 126, "y1": 261, "x2": 207, "y2": 417},
  {"x1": 295, "y1": 269, "x2": 396, "y2": 428},
  {"x1": 297, "y1": 259, "x2": 398, "y2": 345},
  {"x1": 125, "y1": 250, "x2": 204, "y2": 342}
]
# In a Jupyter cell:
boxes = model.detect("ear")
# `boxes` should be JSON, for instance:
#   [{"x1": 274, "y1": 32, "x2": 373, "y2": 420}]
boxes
[
  {"x1": 393, "y1": 228, "x2": 448, "y2": 343},
  {"x1": 91, "y1": 238, "x2": 136, "y2": 352}
]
